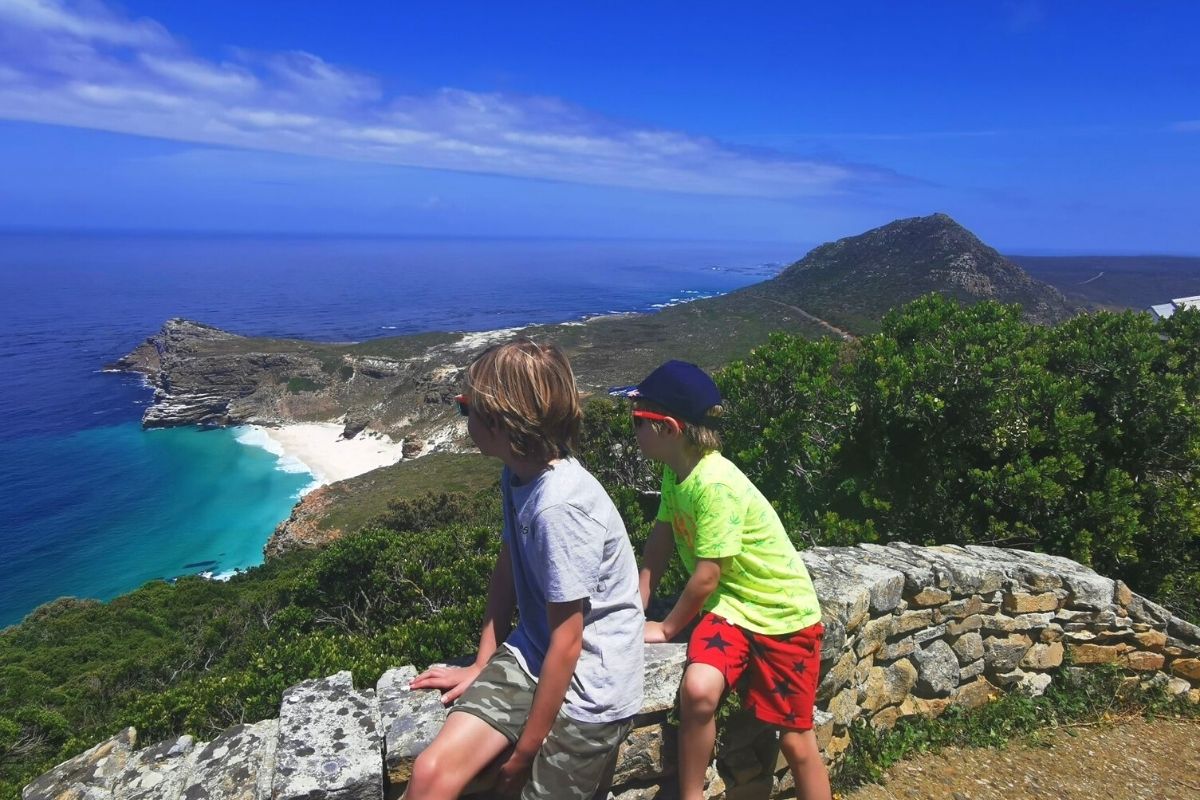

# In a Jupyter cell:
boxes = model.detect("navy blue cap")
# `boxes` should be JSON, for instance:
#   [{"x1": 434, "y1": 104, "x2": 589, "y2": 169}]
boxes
[{"x1": 609, "y1": 360, "x2": 722, "y2": 425}]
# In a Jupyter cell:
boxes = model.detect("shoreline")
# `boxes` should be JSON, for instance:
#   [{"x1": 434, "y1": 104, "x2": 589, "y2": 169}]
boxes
[{"x1": 235, "y1": 422, "x2": 408, "y2": 488}]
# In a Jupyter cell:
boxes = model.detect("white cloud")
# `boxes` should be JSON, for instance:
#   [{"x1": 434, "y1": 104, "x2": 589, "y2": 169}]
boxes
[
  {"x1": 0, "y1": 0, "x2": 907, "y2": 198},
  {"x1": 1171, "y1": 120, "x2": 1200, "y2": 133}
]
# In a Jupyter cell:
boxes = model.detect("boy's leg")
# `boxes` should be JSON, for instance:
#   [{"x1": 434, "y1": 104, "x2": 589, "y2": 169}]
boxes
[
  {"x1": 779, "y1": 729, "x2": 831, "y2": 800},
  {"x1": 522, "y1": 714, "x2": 632, "y2": 800},
  {"x1": 678, "y1": 662, "x2": 725, "y2": 800},
  {"x1": 679, "y1": 614, "x2": 752, "y2": 800},
  {"x1": 407, "y1": 649, "x2": 534, "y2": 800},
  {"x1": 403, "y1": 712, "x2": 510, "y2": 800}
]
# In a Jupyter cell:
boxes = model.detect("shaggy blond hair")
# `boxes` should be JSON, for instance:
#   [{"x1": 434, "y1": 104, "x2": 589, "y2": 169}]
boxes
[
  {"x1": 635, "y1": 399, "x2": 723, "y2": 454},
  {"x1": 465, "y1": 338, "x2": 582, "y2": 460}
]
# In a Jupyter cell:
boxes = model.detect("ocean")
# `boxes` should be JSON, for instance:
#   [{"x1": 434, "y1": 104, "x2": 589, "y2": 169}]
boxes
[{"x1": 0, "y1": 233, "x2": 800, "y2": 627}]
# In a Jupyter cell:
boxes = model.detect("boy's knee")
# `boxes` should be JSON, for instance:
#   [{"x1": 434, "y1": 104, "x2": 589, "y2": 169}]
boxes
[
  {"x1": 680, "y1": 667, "x2": 724, "y2": 718},
  {"x1": 406, "y1": 750, "x2": 449, "y2": 798}
]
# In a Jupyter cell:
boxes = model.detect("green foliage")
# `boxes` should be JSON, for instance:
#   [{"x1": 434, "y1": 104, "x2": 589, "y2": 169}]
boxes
[{"x1": 286, "y1": 377, "x2": 324, "y2": 393}]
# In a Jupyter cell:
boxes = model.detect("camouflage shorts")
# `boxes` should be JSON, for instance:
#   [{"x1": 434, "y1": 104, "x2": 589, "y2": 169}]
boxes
[{"x1": 450, "y1": 648, "x2": 633, "y2": 800}]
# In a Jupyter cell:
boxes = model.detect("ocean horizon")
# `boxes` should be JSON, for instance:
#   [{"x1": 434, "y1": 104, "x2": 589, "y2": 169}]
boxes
[{"x1": 0, "y1": 233, "x2": 800, "y2": 627}]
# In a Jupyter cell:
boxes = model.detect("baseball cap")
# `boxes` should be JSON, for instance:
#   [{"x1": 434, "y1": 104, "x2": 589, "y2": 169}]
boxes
[{"x1": 609, "y1": 360, "x2": 722, "y2": 425}]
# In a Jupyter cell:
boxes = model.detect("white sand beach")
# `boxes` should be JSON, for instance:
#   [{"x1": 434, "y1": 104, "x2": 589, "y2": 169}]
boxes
[{"x1": 239, "y1": 422, "x2": 406, "y2": 486}]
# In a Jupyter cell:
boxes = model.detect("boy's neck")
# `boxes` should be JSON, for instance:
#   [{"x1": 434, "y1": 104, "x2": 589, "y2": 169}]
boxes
[
  {"x1": 662, "y1": 446, "x2": 705, "y2": 483},
  {"x1": 505, "y1": 453, "x2": 560, "y2": 485}
]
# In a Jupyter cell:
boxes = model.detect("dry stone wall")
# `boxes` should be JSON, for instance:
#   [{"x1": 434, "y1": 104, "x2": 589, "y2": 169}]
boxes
[{"x1": 25, "y1": 545, "x2": 1200, "y2": 800}]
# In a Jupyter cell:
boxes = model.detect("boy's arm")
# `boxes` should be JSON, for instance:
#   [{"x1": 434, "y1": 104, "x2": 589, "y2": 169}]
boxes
[
  {"x1": 658, "y1": 557, "x2": 723, "y2": 640},
  {"x1": 474, "y1": 539, "x2": 517, "y2": 665},
  {"x1": 639, "y1": 520, "x2": 675, "y2": 610},
  {"x1": 496, "y1": 598, "x2": 584, "y2": 793},
  {"x1": 410, "y1": 539, "x2": 516, "y2": 702}
]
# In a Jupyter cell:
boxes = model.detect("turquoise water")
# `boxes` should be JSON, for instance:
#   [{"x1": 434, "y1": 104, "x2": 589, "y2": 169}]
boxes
[{"x1": 0, "y1": 423, "x2": 311, "y2": 623}]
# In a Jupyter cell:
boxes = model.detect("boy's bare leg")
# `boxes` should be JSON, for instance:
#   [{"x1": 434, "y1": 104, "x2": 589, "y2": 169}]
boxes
[
  {"x1": 403, "y1": 712, "x2": 511, "y2": 800},
  {"x1": 677, "y1": 663, "x2": 725, "y2": 800},
  {"x1": 778, "y1": 729, "x2": 832, "y2": 800}
]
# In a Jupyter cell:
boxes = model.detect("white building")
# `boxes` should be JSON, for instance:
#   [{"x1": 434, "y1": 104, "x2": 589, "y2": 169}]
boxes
[{"x1": 1149, "y1": 295, "x2": 1200, "y2": 320}]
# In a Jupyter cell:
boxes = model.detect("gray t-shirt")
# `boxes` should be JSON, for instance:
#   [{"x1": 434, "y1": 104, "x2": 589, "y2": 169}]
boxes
[{"x1": 501, "y1": 457, "x2": 645, "y2": 723}]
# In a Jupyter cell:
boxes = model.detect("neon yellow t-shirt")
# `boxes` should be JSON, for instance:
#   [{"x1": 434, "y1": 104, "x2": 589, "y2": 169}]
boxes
[{"x1": 657, "y1": 451, "x2": 823, "y2": 635}]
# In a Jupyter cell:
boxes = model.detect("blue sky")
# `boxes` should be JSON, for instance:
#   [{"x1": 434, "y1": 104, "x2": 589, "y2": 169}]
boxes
[{"x1": 0, "y1": 1, "x2": 1197, "y2": 252}]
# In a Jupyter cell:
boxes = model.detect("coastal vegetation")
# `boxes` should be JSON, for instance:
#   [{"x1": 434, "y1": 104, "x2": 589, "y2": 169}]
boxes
[{"x1": 5, "y1": 294, "x2": 1200, "y2": 798}]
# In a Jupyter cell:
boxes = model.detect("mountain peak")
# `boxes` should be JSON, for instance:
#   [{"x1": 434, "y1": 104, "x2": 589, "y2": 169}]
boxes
[{"x1": 754, "y1": 214, "x2": 1072, "y2": 332}]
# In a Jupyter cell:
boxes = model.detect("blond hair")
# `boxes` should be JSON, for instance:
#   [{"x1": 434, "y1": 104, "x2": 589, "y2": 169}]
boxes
[
  {"x1": 465, "y1": 338, "x2": 582, "y2": 460},
  {"x1": 635, "y1": 399, "x2": 723, "y2": 454}
]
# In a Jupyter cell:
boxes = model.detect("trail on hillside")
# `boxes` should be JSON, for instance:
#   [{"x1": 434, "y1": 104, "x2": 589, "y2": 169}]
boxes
[
  {"x1": 841, "y1": 716, "x2": 1199, "y2": 800},
  {"x1": 758, "y1": 298, "x2": 857, "y2": 341}
]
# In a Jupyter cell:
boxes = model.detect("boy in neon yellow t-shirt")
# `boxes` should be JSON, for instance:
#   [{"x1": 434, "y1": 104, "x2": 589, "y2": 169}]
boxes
[{"x1": 611, "y1": 360, "x2": 830, "y2": 800}]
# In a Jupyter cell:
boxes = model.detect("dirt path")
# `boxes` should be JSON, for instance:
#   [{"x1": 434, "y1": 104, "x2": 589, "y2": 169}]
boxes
[
  {"x1": 758, "y1": 298, "x2": 857, "y2": 341},
  {"x1": 840, "y1": 716, "x2": 1199, "y2": 800}
]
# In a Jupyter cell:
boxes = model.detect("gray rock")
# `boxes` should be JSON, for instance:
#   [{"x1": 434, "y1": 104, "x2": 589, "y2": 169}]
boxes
[
  {"x1": 959, "y1": 660, "x2": 985, "y2": 682},
  {"x1": 963, "y1": 546, "x2": 1064, "y2": 592},
  {"x1": 984, "y1": 634, "x2": 1032, "y2": 673},
  {"x1": 810, "y1": 549, "x2": 905, "y2": 614},
  {"x1": 912, "y1": 622, "x2": 949, "y2": 645},
  {"x1": 376, "y1": 666, "x2": 448, "y2": 785},
  {"x1": 913, "y1": 640, "x2": 959, "y2": 697},
  {"x1": 273, "y1": 672, "x2": 382, "y2": 800},
  {"x1": 24, "y1": 728, "x2": 137, "y2": 800},
  {"x1": 876, "y1": 636, "x2": 916, "y2": 662},
  {"x1": 887, "y1": 544, "x2": 1006, "y2": 596},
  {"x1": 855, "y1": 544, "x2": 938, "y2": 593},
  {"x1": 113, "y1": 735, "x2": 195, "y2": 800},
  {"x1": 638, "y1": 644, "x2": 687, "y2": 721},
  {"x1": 952, "y1": 632, "x2": 984, "y2": 664},
  {"x1": 179, "y1": 719, "x2": 277, "y2": 800},
  {"x1": 1002, "y1": 549, "x2": 1115, "y2": 609},
  {"x1": 1127, "y1": 593, "x2": 1172, "y2": 625},
  {"x1": 1168, "y1": 615, "x2": 1200, "y2": 644}
]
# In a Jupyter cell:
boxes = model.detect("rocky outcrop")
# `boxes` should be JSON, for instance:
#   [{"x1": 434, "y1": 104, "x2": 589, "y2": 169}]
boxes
[
  {"x1": 263, "y1": 486, "x2": 344, "y2": 560},
  {"x1": 27, "y1": 544, "x2": 1200, "y2": 800}
]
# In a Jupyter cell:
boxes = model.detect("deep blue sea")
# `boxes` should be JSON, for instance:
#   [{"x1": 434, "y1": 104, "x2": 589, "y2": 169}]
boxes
[{"x1": 0, "y1": 233, "x2": 801, "y2": 627}]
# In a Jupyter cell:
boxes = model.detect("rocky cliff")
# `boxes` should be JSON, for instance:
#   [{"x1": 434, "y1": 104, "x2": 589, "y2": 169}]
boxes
[{"x1": 25, "y1": 544, "x2": 1200, "y2": 800}]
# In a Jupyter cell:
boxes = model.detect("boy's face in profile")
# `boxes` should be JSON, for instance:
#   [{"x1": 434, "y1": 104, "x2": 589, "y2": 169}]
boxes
[
  {"x1": 632, "y1": 403, "x2": 680, "y2": 461},
  {"x1": 464, "y1": 393, "x2": 508, "y2": 459}
]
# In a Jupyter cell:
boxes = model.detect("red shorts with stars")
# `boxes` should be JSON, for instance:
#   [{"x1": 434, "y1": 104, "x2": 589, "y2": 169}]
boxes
[{"x1": 686, "y1": 612, "x2": 824, "y2": 731}]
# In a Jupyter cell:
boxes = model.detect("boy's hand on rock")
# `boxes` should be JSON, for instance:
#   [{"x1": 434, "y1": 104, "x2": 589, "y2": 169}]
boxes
[
  {"x1": 409, "y1": 664, "x2": 483, "y2": 705},
  {"x1": 643, "y1": 620, "x2": 669, "y2": 643}
]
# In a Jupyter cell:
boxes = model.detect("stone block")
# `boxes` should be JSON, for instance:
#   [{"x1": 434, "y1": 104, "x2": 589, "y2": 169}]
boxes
[
  {"x1": 1133, "y1": 630, "x2": 1168, "y2": 649},
  {"x1": 1170, "y1": 658, "x2": 1200, "y2": 680},
  {"x1": 1039, "y1": 626, "x2": 1064, "y2": 643},
  {"x1": 954, "y1": 677, "x2": 999, "y2": 710},
  {"x1": 1068, "y1": 643, "x2": 1126, "y2": 665},
  {"x1": 24, "y1": 728, "x2": 137, "y2": 800},
  {"x1": 951, "y1": 632, "x2": 984, "y2": 664},
  {"x1": 909, "y1": 587, "x2": 951, "y2": 607},
  {"x1": 1020, "y1": 642, "x2": 1064, "y2": 670},
  {"x1": 179, "y1": 719, "x2": 277, "y2": 800},
  {"x1": 940, "y1": 596, "x2": 984, "y2": 620},
  {"x1": 947, "y1": 615, "x2": 983, "y2": 636},
  {"x1": 1166, "y1": 677, "x2": 1192, "y2": 696},
  {"x1": 913, "y1": 640, "x2": 959, "y2": 697},
  {"x1": 912, "y1": 622, "x2": 949, "y2": 645},
  {"x1": 613, "y1": 724, "x2": 670, "y2": 785},
  {"x1": 113, "y1": 735, "x2": 195, "y2": 800},
  {"x1": 1188, "y1": 689, "x2": 1200, "y2": 705},
  {"x1": 1122, "y1": 651, "x2": 1166, "y2": 672},
  {"x1": 983, "y1": 633, "x2": 1032, "y2": 673},
  {"x1": 876, "y1": 636, "x2": 915, "y2": 662},
  {"x1": 959, "y1": 660, "x2": 985, "y2": 682},
  {"x1": 376, "y1": 666, "x2": 447, "y2": 785},
  {"x1": 826, "y1": 687, "x2": 859, "y2": 729},
  {"x1": 1127, "y1": 594, "x2": 1171, "y2": 625},
  {"x1": 1114, "y1": 580, "x2": 1134, "y2": 607},
  {"x1": 1002, "y1": 592, "x2": 1060, "y2": 614},
  {"x1": 854, "y1": 616, "x2": 894, "y2": 658},
  {"x1": 893, "y1": 609, "x2": 936, "y2": 636},
  {"x1": 979, "y1": 612, "x2": 1054, "y2": 633},
  {"x1": 860, "y1": 659, "x2": 917, "y2": 713},
  {"x1": 870, "y1": 705, "x2": 904, "y2": 730},
  {"x1": 811, "y1": 710, "x2": 835, "y2": 751},
  {"x1": 638, "y1": 643, "x2": 687, "y2": 719},
  {"x1": 855, "y1": 543, "x2": 939, "y2": 593},
  {"x1": 273, "y1": 672, "x2": 382, "y2": 800},
  {"x1": 1168, "y1": 615, "x2": 1200, "y2": 643},
  {"x1": 816, "y1": 649, "x2": 855, "y2": 702}
]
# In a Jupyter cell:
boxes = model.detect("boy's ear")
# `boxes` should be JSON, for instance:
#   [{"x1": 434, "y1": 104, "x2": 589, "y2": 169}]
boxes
[{"x1": 666, "y1": 417, "x2": 684, "y2": 436}]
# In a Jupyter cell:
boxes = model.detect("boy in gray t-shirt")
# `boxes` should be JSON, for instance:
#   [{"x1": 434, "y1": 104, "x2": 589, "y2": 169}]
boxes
[{"x1": 408, "y1": 339, "x2": 644, "y2": 800}]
